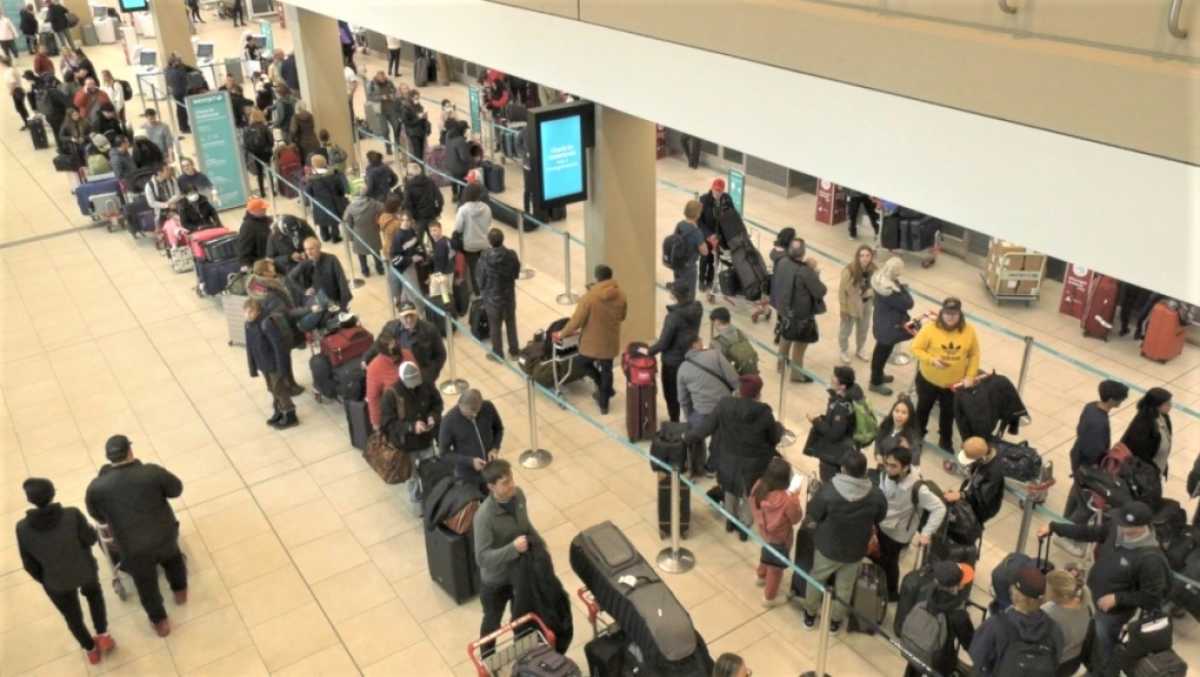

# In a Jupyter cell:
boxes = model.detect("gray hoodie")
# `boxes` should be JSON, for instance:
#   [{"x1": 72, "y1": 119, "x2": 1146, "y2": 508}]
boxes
[
  {"x1": 808, "y1": 473, "x2": 887, "y2": 562},
  {"x1": 454, "y1": 201, "x2": 491, "y2": 253},
  {"x1": 342, "y1": 196, "x2": 383, "y2": 256},
  {"x1": 877, "y1": 469, "x2": 946, "y2": 544},
  {"x1": 676, "y1": 347, "x2": 738, "y2": 418}
]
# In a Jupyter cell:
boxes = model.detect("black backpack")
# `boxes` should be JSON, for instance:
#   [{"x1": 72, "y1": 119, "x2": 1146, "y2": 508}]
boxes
[
  {"x1": 662, "y1": 232, "x2": 689, "y2": 269},
  {"x1": 119, "y1": 79, "x2": 133, "y2": 101},
  {"x1": 244, "y1": 125, "x2": 272, "y2": 156},
  {"x1": 993, "y1": 610, "x2": 1057, "y2": 677}
]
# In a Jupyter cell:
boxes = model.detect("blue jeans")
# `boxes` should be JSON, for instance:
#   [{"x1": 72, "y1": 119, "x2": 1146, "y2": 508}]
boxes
[
  {"x1": 1092, "y1": 609, "x2": 1133, "y2": 675},
  {"x1": 296, "y1": 290, "x2": 333, "y2": 332},
  {"x1": 686, "y1": 410, "x2": 714, "y2": 472},
  {"x1": 407, "y1": 447, "x2": 436, "y2": 514},
  {"x1": 672, "y1": 264, "x2": 698, "y2": 300}
]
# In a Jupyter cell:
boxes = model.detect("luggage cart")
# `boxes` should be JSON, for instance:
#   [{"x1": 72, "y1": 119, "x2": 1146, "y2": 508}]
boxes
[
  {"x1": 466, "y1": 613, "x2": 558, "y2": 677},
  {"x1": 96, "y1": 523, "x2": 132, "y2": 601},
  {"x1": 577, "y1": 587, "x2": 618, "y2": 638}
]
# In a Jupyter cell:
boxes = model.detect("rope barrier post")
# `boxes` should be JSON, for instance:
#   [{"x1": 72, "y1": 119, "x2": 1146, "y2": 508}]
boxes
[
  {"x1": 776, "y1": 355, "x2": 797, "y2": 447},
  {"x1": 519, "y1": 377, "x2": 553, "y2": 469},
  {"x1": 515, "y1": 212, "x2": 534, "y2": 280},
  {"x1": 655, "y1": 469, "x2": 696, "y2": 574},
  {"x1": 342, "y1": 225, "x2": 365, "y2": 289},
  {"x1": 555, "y1": 233, "x2": 579, "y2": 306},
  {"x1": 1015, "y1": 464, "x2": 1055, "y2": 555},
  {"x1": 439, "y1": 311, "x2": 468, "y2": 396},
  {"x1": 890, "y1": 350, "x2": 912, "y2": 366},
  {"x1": 384, "y1": 271, "x2": 398, "y2": 319},
  {"x1": 1016, "y1": 335, "x2": 1035, "y2": 396},
  {"x1": 800, "y1": 589, "x2": 835, "y2": 677}
]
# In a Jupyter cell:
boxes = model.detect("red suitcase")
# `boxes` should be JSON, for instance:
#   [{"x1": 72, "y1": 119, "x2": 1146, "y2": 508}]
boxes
[
  {"x1": 1141, "y1": 301, "x2": 1186, "y2": 363},
  {"x1": 320, "y1": 327, "x2": 374, "y2": 367},
  {"x1": 1081, "y1": 274, "x2": 1118, "y2": 340},
  {"x1": 622, "y1": 342, "x2": 657, "y2": 442},
  {"x1": 189, "y1": 227, "x2": 235, "y2": 260}
]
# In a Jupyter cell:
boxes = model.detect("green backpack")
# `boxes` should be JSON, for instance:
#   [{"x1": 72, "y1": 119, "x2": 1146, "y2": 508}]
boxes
[
  {"x1": 851, "y1": 399, "x2": 878, "y2": 448},
  {"x1": 715, "y1": 329, "x2": 759, "y2": 376}
]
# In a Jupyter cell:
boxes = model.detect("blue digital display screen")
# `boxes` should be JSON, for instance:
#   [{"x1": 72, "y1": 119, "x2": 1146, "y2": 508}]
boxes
[
  {"x1": 119, "y1": 0, "x2": 149, "y2": 11},
  {"x1": 538, "y1": 115, "x2": 584, "y2": 202}
]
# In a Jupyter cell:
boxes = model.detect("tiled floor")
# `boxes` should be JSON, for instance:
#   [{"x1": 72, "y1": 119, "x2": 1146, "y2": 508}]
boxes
[{"x1": 2, "y1": 9, "x2": 1199, "y2": 677}]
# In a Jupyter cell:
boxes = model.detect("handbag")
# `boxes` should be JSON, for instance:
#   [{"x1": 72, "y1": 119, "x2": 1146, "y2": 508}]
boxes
[
  {"x1": 442, "y1": 500, "x2": 480, "y2": 534},
  {"x1": 364, "y1": 431, "x2": 412, "y2": 484}
]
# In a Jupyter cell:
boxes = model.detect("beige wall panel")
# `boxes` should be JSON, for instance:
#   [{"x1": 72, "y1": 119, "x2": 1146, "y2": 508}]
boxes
[{"x1": 492, "y1": 0, "x2": 579, "y2": 20}]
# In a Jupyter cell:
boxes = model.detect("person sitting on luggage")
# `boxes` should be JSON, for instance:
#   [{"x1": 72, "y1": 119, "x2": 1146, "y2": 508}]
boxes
[
  {"x1": 1120, "y1": 387, "x2": 1173, "y2": 478},
  {"x1": 771, "y1": 238, "x2": 826, "y2": 383},
  {"x1": 643, "y1": 281, "x2": 703, "y2": 424},
  {"x1": 176, "y1": 157, "x2": 213, "y2": 198},
  {"x1": 911, "y1": 297, "x2": 981, "y2": 453},
  {"x1": 556, "y1": 264, "x2": 628, "y2": 415},
  {"x1": 175, "y1": 185, "x2": 221, "y2": 232},
  {"x1": 969, "y1": 566, "x2": 1063, "y2": 676},
  {"x1": 475, "y1": 228, "x2": 521, "y2": 362},
  {"x1": 688, "y1": 374, "x2": 782, "y2": 540},
  {"x1": 265, "y1": 214, "x2": 315, "y2": 275},
  {"x1": 379, "y1": 362, "x2": 443, "y2": 514},
  {"x1": 1042, "y1": 569, "x2": 1093, "y2": 677},
  {"x1": 943, "y1": 436, "x2": 1005, "y2": 528},
  {"x1": 84, "y1": 133, "x2": 111, "y2": 176},
  {"x1": 803, "y1": 366, "x2": 863, "y2": 482},
  {"x1": 712, "y1": 653, "x2": 752, "y2": 677},
  {"x1": 697, "y1": 178, "x2": 733, "y2": 291},
  {"x1": 16, "y1": 478, "x2": 117, "y2": 666},
  {"x1": 84, "y1": 436, "x2": 186, "y2": 638},
  {"x1": 799, "y1": 450, "x2": 887, "y2": 633},
  {"x1": 677, "y1": 333, "x2": 739, "y2": 475},
  {"x1": 439, "y1": 389, "x2": 504, "y2": 493},
  {"x1": 473, "y1": 459, "x2": 543, "y2": 646},
  {"x1": 900, "y1": 560, "x2": 975, "y2": 677},
  {"x1": 747, "y1": 457, "x2": 801, "y2": 606},
  {"x1": 143, "y1": 163, "x2": 180, "y2": 226},
  {"x1": 710, "y1": 307, "x2": 759, "y2": 376},
  {"x1": 670, "y1": 199, "x2": 708, "y2": 299},
  {"x1": 244, "y1": 297, "x2": 299, "y2": 429},
  {"x1": 1038, "y1": 502, "x2": 1169, "y2": 672},
  {"x1": 1064, "y1": 380, "x2": 1129, "y2": 522},
  {"x1": 875, "y1": 394, "x2": 924, "y2": 467},
  {"x1": 288, "y1": 236, "x2": 352, "y2": 310},
  {"x1": 876, "y1": 440, "x2": 946, "y2": 602}
]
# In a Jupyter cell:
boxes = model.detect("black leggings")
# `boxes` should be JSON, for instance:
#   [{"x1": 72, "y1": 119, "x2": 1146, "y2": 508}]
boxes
[
  {"x1": 11, "y1": 88, "x2": 29, "y2": 123},
  {"x1": 915, "y1": 371, "x2": 956, "y2": 452},
  {"x1": 46, "y1": 579, "x2": 107, "y2": 650},
  {"x1": 870, "y1": 341, "x2": 896, "y2": 386},
  {"x1": 388, "y1": 49, "x2": 401, "y2": 76},
  {"x1": 661, "y1": 362, "x2": 681, "y2": 423},
  {"x1": 876, "y1": 530, "x2": 907, "y2": 600}
]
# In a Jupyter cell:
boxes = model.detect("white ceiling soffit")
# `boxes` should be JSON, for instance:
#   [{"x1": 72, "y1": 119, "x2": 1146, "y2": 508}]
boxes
[{"x1": 291, "y1": 0, "x2": 1200, "y2": 304}]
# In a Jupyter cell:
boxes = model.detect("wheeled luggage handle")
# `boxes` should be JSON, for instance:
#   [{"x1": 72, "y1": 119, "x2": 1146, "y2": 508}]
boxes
[
  {"x1": 998, "y1": 0, "x2": 1018, "y2": 14},
  {"x1": 1169, "y1": 0, "x2": 1189, "y2": 38}
]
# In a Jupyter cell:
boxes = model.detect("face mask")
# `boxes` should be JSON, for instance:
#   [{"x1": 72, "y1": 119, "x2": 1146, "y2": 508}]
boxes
[{"x1": 187, "y1": 194, "x2": 199, "y2": 203}]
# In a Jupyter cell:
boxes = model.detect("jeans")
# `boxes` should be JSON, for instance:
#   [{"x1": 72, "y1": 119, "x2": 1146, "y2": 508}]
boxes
[
  {"x1": 24, "y1": 34, "x2": 37, "y2": 55},
  {"x1": 1092, "y1": 609, "x2": 1133, "y2": 675},
  {"x1": 0, "y1": 39, "x2": 16, "y2": 61},
  {"x1": 672, "y1": 264, "x2": 698, "y2": 301},
  {"x1": 914, "y1": 371, "x2": 956, "y2": 452},
  {"x1": 485, "y1": 300, "x2": 519, "y2": 358},
  {"x1": 387, "y1": 49, "x2": 401, "y2": 76},
  {"x1": 686, "y1": 410, "x2": 712, "y2": 471},
  {"x1": 55, "y1": 30, "x2": 75, "y2": 51},
  {"x1": 869, "y1": 341, "x2": 896, "y2": 386},
  {"x1": 264, "y1": 371, "x2": 295, "y2": 414},
  {"x1": 358, "y1": 254, "x2": 385, "y2": 277},
  {"x1": 45, "y1": 579, "x2": 107, "y2": 650},
  {"x1": 478, "y1": 581, "x2": 515, "y2": 653},
  {"x1": 408, "y1": 135, "x2": 426, "y2": 167},
  {"x1": 579, "y1": 356, "x2": 615, "y2": 408},
  {"x1": 876, "y1": 530, "x2": 907, "y2": 600},
  {"x1": 406, "y1": 447, "x2": 436, "y2": 513},
  {"x1": 846, "y1": 195, "x2": 880, "y2": 236},
  {"x1": 800, "y1": 550, "x2": 860, "y2": 624},
  {"x1": 126, "y1": 540, "x2": 188, "y2": 623},
  {"x1": 838, "y1": 302, "x2": 872, "y2": 356},
  {"x1": 661, "y1": 362, "x2": 681, "y2": 423},
  {"x1": 680, "y1": 134, "x2": 701, "y2": 169}
]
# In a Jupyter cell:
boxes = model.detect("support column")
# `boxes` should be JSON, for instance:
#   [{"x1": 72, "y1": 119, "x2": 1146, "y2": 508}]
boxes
[
  {"x1": 60, "y1": 0, "x2": 92, "y2": 44},
  {"x1": 282, "y1": 5, "x2": 354, "y2": 163},
  {"x1": 149, "y1": 0, "x2": 197, "y2": 66},
  {"x1": 583, "y1": 105, "x2": 657, "y2": 346}
]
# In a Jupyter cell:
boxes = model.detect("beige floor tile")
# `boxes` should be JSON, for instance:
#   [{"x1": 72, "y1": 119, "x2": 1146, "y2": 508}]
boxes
[
  {"x1": 97, "y1": 648, "x2": 178, "y2": 677},
  {"x1": 248, "y1": 601, "x2": 339, "y2": 672},
  {"x1": 179, "y1": 646, "x2": 268, "y2": 677},
  {"x1": 248, "y1": 468, "x2": 324, "y2": 516},
  {"x1": 289, "y1": 529, "x2": 370, "y2": 584},
  {"x1": 341, "y1": 495, "x2": 419, "y2": 547},
  {"x1": 164, "y1": 606, "x2": 254, "y2": 674},
  {"x1": 305, "y1": 451, "x2": 369, "y2": 487},
  {"x1": 268, "y1": 497, "x2": 347, "y2": 548},
  {"x1": 368, "y1": 530, "x2": 430, "y2": 584},
  {"x1": 320, "y1": 469, "x2": 397, "y2": 516},
  {"x1": 0, "y1": 613, "x2": 80, "y2": 675},
  {"x1": 311, "y1": 561, "x2": 396, "y2": 623},
  {"x1": 14, "y1": 651, "x2": 88, "y2": 677},
  {"x1": 208, "y1": 533, "x2": 291, "y2": 588},
  {"x1": 332, "y1": 598, "x2": 425, "y2": 667},
  {"x1": 361, "y1": 639, "x2": 454, "y2": 677},
  {"x1": 192, "y1": 496, "x2": 272, "y2": 552},
  {"x1": 419, "y1": 605, "x2": 486, "y2": 666},
  {"x1": 273, "y1": 644, "x2": 359, "y2": 676},
  {"x1": 230, "y1": 565, "x2": 314, "y2": 628}
]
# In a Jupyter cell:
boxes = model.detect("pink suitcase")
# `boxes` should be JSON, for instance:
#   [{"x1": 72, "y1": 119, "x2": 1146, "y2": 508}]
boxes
[{"x1": 188, "y1": 227, "x2": 234, "y2": 260}]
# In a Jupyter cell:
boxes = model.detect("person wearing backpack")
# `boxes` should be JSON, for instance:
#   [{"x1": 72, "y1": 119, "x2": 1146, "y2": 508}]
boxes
[
  {"x1": 804, "y1": 366, "x2": 863, "y2": 482},
  {"x1": 643, "y1": 281, "x2": 703, "y2": 423},
  {"x1": 1064, "y1": 379, "x2": 1130, "y2": 522},
  {"x1": 944, "y1": 436, "x2": 1006, "y2": 530},
  {"x1": 877, "y1": 441, "x2": 946, "y2": 602},
  {"x1": 665, "y1": 199, "x2": 707, "y2": 299},
  {"x1": 1038, "y1": 501, "x2": 1169, "y2": 671},
  {"x1": 243, "y1": 108, "x2": 274, "y2": 196},
  {"x1": 969, "y1": 566, "x2": 1063, "y2": 677},
  {"x1": 710, "y1": 307, "x2": 758, "y2": 376},
  {"x1": 900, "y1": 560, "x2": 975, "y2": 677},
  {"x1": 771, "y1": 238, "x2": 826, "y2": 383}
]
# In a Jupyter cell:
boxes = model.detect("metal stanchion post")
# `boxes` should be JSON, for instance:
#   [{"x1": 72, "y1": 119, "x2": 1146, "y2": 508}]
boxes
[
  {"x1": 776, "y1": 356, "x2": 796, "y2": 447},
  {"x1": 800, "y1": 589, "x2": 835, "y2": 677},
  {"x1": 555, "y1": 234, "x2": 579, "y2": 306},
  {"x1": 1015, "y1": 461, "x2": 1055, "y2": 555},
  {"x1": 384, "y1": 270, "x2": 398, "y2": 318},
  {"x1": 519, "y1": 377, "x2": 553, "y2": 469},
  {"x1": 342, "y1": 225, "x2": 365, "y2": 289},
  {"x1": 1016, "y1": 335, "x2": 1035, "y2": 396},
  {"x1": 516, "y1": 213, "x2": 534, "y2": 280},
  {"x1": 656, "y1": 469, "x2": 696, "y2": 574},
  {"x1": 890, "y1": 350, "x2": 912, "y2": 366},
  {"x1": 439, "y1": 310, "x2": 468, "y2": 396}
]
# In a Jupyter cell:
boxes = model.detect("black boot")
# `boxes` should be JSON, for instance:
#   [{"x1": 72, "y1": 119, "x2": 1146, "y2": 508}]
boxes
[
  {"x1": 271, "y1": 411, "x2": 299, "y2": 429},
  {"x1": 267, "y1": 411, "x2": 282, "y2": 426}
]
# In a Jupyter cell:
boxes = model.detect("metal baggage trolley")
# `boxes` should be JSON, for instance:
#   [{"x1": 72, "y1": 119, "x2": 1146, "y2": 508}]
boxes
[
  {"x1": 466, "y1": 612, "x2": 559, "y2": 677},
  {"x1": 96, "y1": 523, "x2": 132, "y2": 601}
]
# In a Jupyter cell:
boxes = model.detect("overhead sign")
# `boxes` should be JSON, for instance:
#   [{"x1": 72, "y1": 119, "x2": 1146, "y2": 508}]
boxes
[
  {"x1": 728, "y1": 168, "x2": 745, "y2": 215},
  {"x1": 468, "y1": 86, "x2": 482, "y2": 136},
  {"x1": 187, "y1": 91, "x2": 249, "y2": 209},
  {"x1": 118, "y1": 0, "x2": 149, "y2": 11},
  {"x1": 528, "y1": 100, "x2": 593, "y2": 208}
]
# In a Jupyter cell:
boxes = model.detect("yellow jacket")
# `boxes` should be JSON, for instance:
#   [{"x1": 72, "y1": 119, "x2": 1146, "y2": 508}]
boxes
[{"x1": 911, "y1": 322, "x2": 981, "y2": 388}]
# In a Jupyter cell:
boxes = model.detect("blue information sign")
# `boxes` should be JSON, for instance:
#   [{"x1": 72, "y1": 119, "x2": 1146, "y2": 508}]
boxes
[
  {"x1": 538, "y1": 116, "x2": 584, "y2": 202},
  {"x1": 187, "y1": 91, "x2": 249, "y2": 209},
  {"x1": 728, "y1": 168, "x2": 745, "y2": 215},
  {"x1": 260, "y1": 20, "x2": 274, "y2": 53},
  {"x1": 468, "y1": 86, "x2": 482, "y2": 136}
]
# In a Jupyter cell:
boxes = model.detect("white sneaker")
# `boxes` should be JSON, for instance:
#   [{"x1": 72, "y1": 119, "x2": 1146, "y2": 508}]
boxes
[
  {"x1": 855, "y1": 350, "x2": 869, "y2": 362},
  {"x1": 761, "y1": 595, "x2": 785, "y2": 609},
  {"x1": 839, "y1": 352, "x2": 851, "y2": 365}
]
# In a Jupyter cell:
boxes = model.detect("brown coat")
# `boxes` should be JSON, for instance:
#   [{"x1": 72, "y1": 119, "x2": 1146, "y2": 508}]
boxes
[
  {"x1": 378, "y1": 212, "x2": 404, "y2": 260},
  {"x1": 561, "y1": 279, "x2": 627, "y2": 360},
  {"x1": 838, "y1": 264, "x2": 875, "y2": 318}
]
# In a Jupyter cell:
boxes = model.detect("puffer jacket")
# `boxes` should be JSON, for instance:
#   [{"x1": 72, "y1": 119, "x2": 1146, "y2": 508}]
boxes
[
  {"x1": 404, "y1": 173, "x2": 444, "y2": 221},
  {"x1": 84, "y1": 461, "x2": 183, "y2": 556},
  {"x1": 236, "y1": 212, "x2": 274, "y2": 267},
  {"x1": 289, "y1": 110, "x2": 320, "y2": 159},
  {"x1": 16, "y1": 504, "x2": 99, "y2": 592},
  {"x1": 475, "y1": 246, "x2": 521, "y2": 309},
  {"x1": 647, "y1": 300, "x2": 703, "y2": 368},
  {"x1": 689, "y1": 396, "x2": 783, "y2": 496},
  {"x1": 454, "y1": 201, "x2": 492, "y2": 252}
]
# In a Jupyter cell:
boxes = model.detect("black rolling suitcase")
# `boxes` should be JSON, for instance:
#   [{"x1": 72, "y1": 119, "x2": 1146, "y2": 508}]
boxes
[
  {"x1": 656, "y1": 475, "x2": 690, "y2": 539},
  {"x1": 487, "y1": 195, "x2": 519, "y2": 228},
  {"x1": 344, "y1": 399, "x2": 371, "y2": 451},
  {"x1": 424, "y1": 524, "x2": 480, "y2": 603},
  {"x1": 29, "y1": 117, "x2": 49, "y2": 149},
  {"x1": 468, "y1": 299, "x2": 489, "y2": 341},
  {"x1": 584, "y1": 630, "x2": 630, "y2": 677},
  {"x1": 481, "y1": 160, "x2": 505, "y2": 193},
  {"x1": 789, "y1": 521, "x2": 818, "y2": 599}
]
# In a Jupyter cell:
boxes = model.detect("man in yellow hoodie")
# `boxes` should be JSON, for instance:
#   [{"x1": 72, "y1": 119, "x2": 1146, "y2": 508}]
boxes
[{"x1": 910, "y1": 297, "x2": 981, "y2": 452}]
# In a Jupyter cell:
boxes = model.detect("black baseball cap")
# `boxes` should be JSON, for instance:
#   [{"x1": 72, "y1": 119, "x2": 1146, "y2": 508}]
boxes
[
  {"x1": 709, "y1": 307, "x2": 731, "y2": 323},
  {"x1": 1112, "y1": 501, "x2": 1153, "y2": 527},
  {"x1": 105, "y1": 434, "x2": 131, "y2": 462}
]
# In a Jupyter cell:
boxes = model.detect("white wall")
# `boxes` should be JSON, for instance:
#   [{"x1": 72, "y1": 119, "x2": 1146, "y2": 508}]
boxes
[{"x1": 294, "y1": 0, "x2": 1200, "y2": 304}]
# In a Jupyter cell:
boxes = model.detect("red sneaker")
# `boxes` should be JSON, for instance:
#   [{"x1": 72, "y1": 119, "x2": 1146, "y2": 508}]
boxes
[
  {"x1": 173, "y1": 589, "x2": 188, "y2": 605},
  {"x1": 86, "y1": 647, "x2": 102, "y2": 665},
  {"x1": 152, "y1": 619, "x2": 171, "y2": 637},
  {"x1": 95, "y1": 634, "x2": 116, "y2": 653}
]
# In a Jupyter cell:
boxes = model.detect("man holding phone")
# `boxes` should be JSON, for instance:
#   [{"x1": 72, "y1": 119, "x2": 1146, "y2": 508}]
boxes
[{"x1": 473, "y1": 459, "x2": 542, "y2": 648}]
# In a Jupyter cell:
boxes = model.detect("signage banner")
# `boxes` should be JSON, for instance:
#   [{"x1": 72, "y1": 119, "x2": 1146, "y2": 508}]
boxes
[
  {"x1": 728, "y1": 168, "x2": 745, "y2": 215},
  {"x1": 260, "y1": 20, "x2": 274, "y2": 53},
  {"x1": 187, "y1": 91, "x2": 249, "y2": 209},
  {"x1": 1059, "y1": 264, "x2": 1093, "y2": 319},
  {"x1": 468, "y1": 86, "x2": 482, "y2": 136},
  {"x1": 814, "y1": 179, "x2": 846, "y2": 225},
  {"x1": 539, "y1": 115, "x2": 584, "y2": 202}
]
